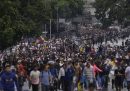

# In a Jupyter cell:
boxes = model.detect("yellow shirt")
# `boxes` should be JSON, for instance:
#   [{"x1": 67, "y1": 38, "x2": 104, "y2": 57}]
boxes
[{"x1": 109, "y1": 61, "x2": 115, "y2": 67}]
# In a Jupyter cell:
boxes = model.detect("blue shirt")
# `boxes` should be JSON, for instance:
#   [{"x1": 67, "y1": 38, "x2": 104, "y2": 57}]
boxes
[
  {"x1": 41, "y1": 71, "x2": 51, "y2": 86},
  {"x1": 1, "y1": 72, "x2": 19, "y2": 91},
  {"x1": 50, "y1": 68, "x2": 58, "y2": 78},
  {"x1": 65, "y1": 67, "x2": 74, "y2": 81}
]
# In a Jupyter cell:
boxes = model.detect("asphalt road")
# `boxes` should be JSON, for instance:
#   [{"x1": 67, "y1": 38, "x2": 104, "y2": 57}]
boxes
[{"x1": 22, "y1": 81, "x2": 128, "y2": 91}]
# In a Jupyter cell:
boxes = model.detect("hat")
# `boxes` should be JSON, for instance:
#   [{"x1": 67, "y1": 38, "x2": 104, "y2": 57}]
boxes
[
  {"x1": 5, "y1": 64, "x2": 11, "y2": 68},
  {"x1": 59, "y1": 63, "x2": 64, "y2": 66},
  {"x1": 11, "y1": 65, "x2": 15, "y2": 70},
  {"x1": 86, "y1": 61, "x2": 90, "y2": 65},
  {"x1": 68, "y1": 58, "x2": 72, "y2": 61},
  {"x1": 48, "y1": 61, "x2": 55, "y2": 64},
  {"x1": 18, "y1": 60, "x2": 22, "y2": 63}
]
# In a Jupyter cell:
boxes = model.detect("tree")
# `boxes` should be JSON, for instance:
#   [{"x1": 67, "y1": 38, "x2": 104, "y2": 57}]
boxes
[
  {"x1": 0, "y1": 0, "x2": 52, "y2": 50},
  {"x1": 0, "y1": 0, "x2": 84, "y2": 50},
  {"x1": 93, "y1": 0, "x2": 130, "y2": 28},
  {"x1": 0, "y1": 0, "x2": 23, "y2": 49},
  {"x1": 51, "y1": 0, "x2": 84, "y2": 18}
]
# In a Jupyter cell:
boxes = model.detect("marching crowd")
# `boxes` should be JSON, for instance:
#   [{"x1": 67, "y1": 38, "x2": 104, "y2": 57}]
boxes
[
  {"x1": 1, "y1": 27, "x2": 130, "y2": 91},
  {"x1": 79, "y1": 26, "x2": 130, "y2": 45}
]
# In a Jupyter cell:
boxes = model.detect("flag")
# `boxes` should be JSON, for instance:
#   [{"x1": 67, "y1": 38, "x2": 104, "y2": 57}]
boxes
[{"x1": 36, "y1": 36, "x2": 45, "y2": 44}]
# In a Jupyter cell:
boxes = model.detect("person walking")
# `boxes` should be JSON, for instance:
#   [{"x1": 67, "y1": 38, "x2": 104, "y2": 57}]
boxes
[
  {"x1": 41, "y1": 64, "x2": 51, "y2": 91},
  {"x1": 17, "y1": 72, "x2": 25, "y2": 91},
  {"x1": 49, "y1": 64, "x2": 58, "y2": 91},
  {"x1": 64, "y1": 62, "x2": 74, "y2": 91},
  {"x1": 1, "y1": 64, "x2": 19, "y2": 91},
  {"x1": 125, "y1": 63, "x2": 130, "y2": 91},
  {"x1": 58, "y1": 63, "x2": 65, "y2": 90},
  {"x1": 84, "y1": 62, "x2": 95, "y2": 91},
  {"x1": 30, "y1": 65, "x2": 40, "y2": 91},
  {"x1": 115, "y1": 66, "x2": 124, "y2": 91}
]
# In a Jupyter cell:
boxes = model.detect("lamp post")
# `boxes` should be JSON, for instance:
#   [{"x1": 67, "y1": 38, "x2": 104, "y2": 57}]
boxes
[
  {"x1": 56, "y1": 6, "x2": 59, "y2": 33},
  {"x1": 50, "y1": 19, "x2": 52, "y2": 39},
  {"x1": 45, "y1": 24, "x2": 47, "y2": 33}
]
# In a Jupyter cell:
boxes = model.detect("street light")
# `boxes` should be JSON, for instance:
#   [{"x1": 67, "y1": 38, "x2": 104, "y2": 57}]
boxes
[
  {"x1": 56, "y1": 6, "x2": 59, "y2": 33},
  {"x1": 50, "y1": 19, "x2": 52, "y2": 39}
]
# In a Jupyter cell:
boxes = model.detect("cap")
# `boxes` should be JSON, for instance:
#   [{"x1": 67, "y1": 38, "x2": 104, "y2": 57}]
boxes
[
  {"x1": 5, "y1": 64, "x2": 11, "y2": 68},
  {"x1": 59, "y1": 63, "x2": 64, "y2": 66}
]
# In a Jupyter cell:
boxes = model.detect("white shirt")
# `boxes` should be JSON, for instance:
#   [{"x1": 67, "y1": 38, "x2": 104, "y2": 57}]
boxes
[
  {"x1": 110, "y1": 66, "x2": 117, "y2": 79},
  {"x1": 125, "y1": 66, "x2": 130, "y2": 81},
  {"x1": 85, "y1": 66, "x2": 94, "y2": 80},
  {"x1": 30, "y1": 70, "x2": 40, "y2": 84},
  {"x1": 58, "y1": 67, "x2": 65, "y2": 79}
]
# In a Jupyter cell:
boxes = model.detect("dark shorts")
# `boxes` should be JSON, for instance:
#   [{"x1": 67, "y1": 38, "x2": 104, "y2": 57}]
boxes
[
  {"x1": 127, "y1": 81, "x2": 130, "y2": 89},
  {"x1": 42, "y1": 84, "x2": 49, "y2": 91},
  {"x1": 115, "y1": 79, "x2": 123, "y2": 87},
  {"x1": 88, "y1": 83, "x2": 95, "y2": 88},
  {"x1": 88, "y1": 79, "x2": 95, "y2": 88}
]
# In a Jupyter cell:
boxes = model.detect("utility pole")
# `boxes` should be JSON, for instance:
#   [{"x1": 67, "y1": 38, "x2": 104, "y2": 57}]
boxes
[
  {"x1": 57, "y1": 7, "x2": 59, "y2": 33},
  {"x1": 45, "y1": 24, "x2": 47, "y2": 32},
  {"x1": 50, "y1": 19, "x2": 52, "y2": 39},
  {"x1": 44, "y1": 24, "x2": 47, "y2": 37},
  {"x1": 28, "y1": 0, "x2": 30, "y2": 5}
]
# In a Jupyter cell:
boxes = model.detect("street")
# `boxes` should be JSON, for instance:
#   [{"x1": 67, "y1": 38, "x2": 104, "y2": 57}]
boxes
[{"x1": 22, "y1": 81, "x2": 128, "y2": 91}]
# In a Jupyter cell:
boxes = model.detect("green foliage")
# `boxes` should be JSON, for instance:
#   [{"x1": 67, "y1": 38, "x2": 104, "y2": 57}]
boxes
[
  {"x1": 51, "y1": 0, "x2": 84, "y2": 18},
  {"x1": 0, "y1": 0, "x2": 84, "y2": 50},
  {"x1": 94, "y1": 0, "x2": 130, "y2": 28}
]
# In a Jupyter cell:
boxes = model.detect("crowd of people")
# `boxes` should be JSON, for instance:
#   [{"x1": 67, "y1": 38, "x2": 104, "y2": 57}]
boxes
[
  {"x1": 0, "y1": 27, "x2": 130, "y2": 91},
  {"x1": 79, "y1": 26, "x2": 130, "y2": 45}
]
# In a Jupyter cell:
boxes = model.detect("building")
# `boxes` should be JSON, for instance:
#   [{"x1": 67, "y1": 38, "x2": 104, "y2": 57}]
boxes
[
  {"x1": 83, "y1": 0, "x2": 96, "y2": 24},
  {"x1": 83, "y1": 0, "x2": 95, "y2": 15}
]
